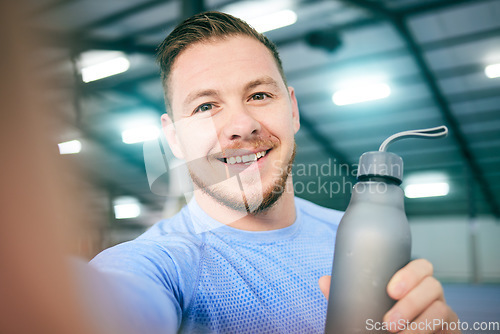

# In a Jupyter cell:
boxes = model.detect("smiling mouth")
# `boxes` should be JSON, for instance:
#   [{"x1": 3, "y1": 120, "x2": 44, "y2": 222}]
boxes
[{"x1": 217, "y1": 149, "x2": 270, "y2": 165}]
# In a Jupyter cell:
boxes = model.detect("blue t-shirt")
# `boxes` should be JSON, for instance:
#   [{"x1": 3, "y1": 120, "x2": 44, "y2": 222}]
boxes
[{"x1": 90, "y1": 197, "x2": 343, "y2": 333}]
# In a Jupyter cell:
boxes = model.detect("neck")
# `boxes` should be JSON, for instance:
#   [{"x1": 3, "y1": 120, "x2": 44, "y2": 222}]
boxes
[{"x1": 194, "y1": 177, "x2": 296, "y2": 231}]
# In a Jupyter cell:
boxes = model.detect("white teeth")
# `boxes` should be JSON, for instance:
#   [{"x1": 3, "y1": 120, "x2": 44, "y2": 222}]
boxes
[{"x1": 225, "y1": 150, "x2": 268, "y2": 165}]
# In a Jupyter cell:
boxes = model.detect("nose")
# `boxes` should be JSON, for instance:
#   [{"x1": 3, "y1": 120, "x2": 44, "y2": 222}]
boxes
[{"x1": 221, "y1": 104, "x2": 261, "y2": 141}]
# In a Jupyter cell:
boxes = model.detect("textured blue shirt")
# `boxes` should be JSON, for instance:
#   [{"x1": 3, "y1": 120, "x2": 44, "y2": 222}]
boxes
[{"x1": 90, "y1": 197, "x2": 343, "y2": 333}]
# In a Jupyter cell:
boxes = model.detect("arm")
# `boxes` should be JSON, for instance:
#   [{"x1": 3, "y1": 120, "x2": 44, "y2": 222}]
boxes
[
  {"x1": 71, "y1": 258, "x2": 179, "y2": 334},
  {"x1": 0, "y1": 3, "x2": 180, "y2": 332},
  {"x1": 84, "y1": 238, "x2": 197, "y2": 333},
  {"x1": 0, "y1": 2, "x2": 95, "y2": 333}
]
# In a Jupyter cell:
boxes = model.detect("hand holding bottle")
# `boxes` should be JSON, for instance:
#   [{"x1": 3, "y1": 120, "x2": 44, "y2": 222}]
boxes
[{"x1": 319, "y1": 259, "x2": 461, "y2": 334}]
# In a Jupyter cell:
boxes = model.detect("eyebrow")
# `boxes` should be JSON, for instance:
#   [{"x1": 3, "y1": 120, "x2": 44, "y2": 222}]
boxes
[
  {"x1": 244, "y1": 76, "x2": 281, "y2": 92},
  {"x1": 184, "y1": 89, "x2": 220, "y2": 107},
  {"x1": 182, "y1": 76, "x2": 281, "y2": 107}
]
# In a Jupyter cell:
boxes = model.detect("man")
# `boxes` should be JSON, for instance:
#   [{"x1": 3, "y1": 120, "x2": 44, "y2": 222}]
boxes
[{"x1": 90, "y1": 11, "x2": 460, "y2": 333}]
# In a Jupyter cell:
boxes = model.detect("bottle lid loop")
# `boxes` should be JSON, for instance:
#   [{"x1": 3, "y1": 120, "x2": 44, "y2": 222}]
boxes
[
  {"x1": 357, "y1": 126, "x2": 449, "y2": 183},
  {"x1": 379, "y1": 126, "x2": 448, "y2": 152}
]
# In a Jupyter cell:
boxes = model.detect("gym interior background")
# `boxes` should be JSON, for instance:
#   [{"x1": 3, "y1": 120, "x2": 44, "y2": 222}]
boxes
[{"x1": 27, "y1": 0, "x2": 499, "y2": 331}]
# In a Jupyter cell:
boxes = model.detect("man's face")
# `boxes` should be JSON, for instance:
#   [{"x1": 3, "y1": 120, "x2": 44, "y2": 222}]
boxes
[{"x1": 163, "y1": 35, "x2": 300, "y2": 213}]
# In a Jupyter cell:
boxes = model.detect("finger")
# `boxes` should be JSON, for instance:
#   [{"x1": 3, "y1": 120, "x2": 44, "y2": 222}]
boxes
[
  {"x1": 318, "y1": 275, "x2": 330, "y2": 299},
  {"x1": 384, "y1": 276, "x2": 444, "y2": 330},
  {"x1": 397, "y1": 300, "x2": 454, "y2": 334},
  {"x1": 387, "y1": 259, "x2": 434, "y2": 300}
]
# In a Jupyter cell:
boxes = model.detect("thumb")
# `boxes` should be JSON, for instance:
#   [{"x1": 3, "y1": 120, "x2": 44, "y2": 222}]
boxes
[{"x1": 318, "y1": 275, "x2": 331, "y2": 299}]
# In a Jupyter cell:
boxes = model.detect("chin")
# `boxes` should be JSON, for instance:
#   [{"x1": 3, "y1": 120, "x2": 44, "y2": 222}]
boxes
[
  {"x1": 192, "y1": 176, "x2": 283, "y2": 215},
  {"x1": 192, "y1": 142, "x2": 296, "y2": 214}
]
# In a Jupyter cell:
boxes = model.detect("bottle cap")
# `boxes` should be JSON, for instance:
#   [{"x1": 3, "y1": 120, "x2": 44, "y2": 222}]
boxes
[
  {"x1": 357, "y1": 151, "x2": 403, "y2": 184},
  {"x1": 357, "y1": 126, "x2": 448, "y2": 184}
]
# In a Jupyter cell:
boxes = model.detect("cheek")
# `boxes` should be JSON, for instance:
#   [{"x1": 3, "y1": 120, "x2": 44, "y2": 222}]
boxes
[
  {"x1": 177, "y1": 118, "x2": 221, "y2": 159},
  {"x1": 262, "y1": 109, "x2": 296, "y2": 138}
]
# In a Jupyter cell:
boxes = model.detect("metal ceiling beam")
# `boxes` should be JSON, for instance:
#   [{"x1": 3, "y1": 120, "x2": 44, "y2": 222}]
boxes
[
  {"x1": 399, "y1": 0, "x2": 493, "y2": 17},
  {"x1": 120, "y1": 0, "x2": 242, "y2": 38},
  {"x1": 43, "y1": 30, "x2": 157, "y2": 54},
  {"x1": 394, "y1": 17, "x2": 500, "y2": 219},
  {"x1": 42, "y1": 3, "x2": 500, "y2": 59},
  {"x1": 68, "y1": 58, "x2": 159, "y2": 208},
  {"x1": 340, "y1": 0, "x2": 486, "y2": 18},
  {"x1": 30, "y1": 0, "x2": 80, "y2": 15},
  {"x1": 79, "y1": 163, "x2": 163, "y2": 211},
  {"x1": 114, "y1": 17, "x2": 176, "y2": 38},
  {"x1": 83, "y1": 72, "x2": 159, "y2": 93},
  {"x1": 43, "y1": 0, "x2": 332, "y2": 55},
  {"x1": 340, "y1": 0, "x2": 393, "y2": 17},
  {"x1": 422, "y1": 26, "x2": 500, "y2": 52},
  {"x1": 296, "y1": 65, "x2": 499, "y2": 105},
  {"x1": 286, "y1": 24, "x2": 500, "y2": 82},
  {"x1": 445, "y1": 87, "x2": 500, "y2": 105},
  {"x1": 336, "y1": 0, "x2": 500, "y2": 217},
  {"x1": 276, "y1": 17, "x2": 382, "y2": 48},
  {"x1": 298, "y1": 109, "x2": 356, "y2": 180},
  {"x1": 80, "y1": 124, "x2": 151, "y2": 182},
  {"x1": 80, "y1": 0, "x2": 171, "y2": 31},
  {"x1": 125, "y1": 0, "x2": 309, "y2": 39},
  {"x1": 115, "y1": 87, "x2": 165, "y2": 115},
  {"x1": 38, "y1": 0, "x2": 243, "y2": 56},
  {"x1": 58, "y1": 109, "x2": 162, "y2": 210},
  {"x1": 79, "y1": 134, "x2": 164, "y2": 211},
  {"x1": 297, "y1": 86, "x2": 500, "y2": 124},
  {"x1": 182, "y1": 0, "x2": 205, "y2": 19}
]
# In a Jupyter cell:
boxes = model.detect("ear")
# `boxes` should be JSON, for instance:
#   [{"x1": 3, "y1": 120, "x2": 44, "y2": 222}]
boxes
[
  {"x1": 288, "y1": 86, "x2": 300, "y2": 134},
  {"x1": 161, "y1": 113, "x2": 185, "y2": 160}
]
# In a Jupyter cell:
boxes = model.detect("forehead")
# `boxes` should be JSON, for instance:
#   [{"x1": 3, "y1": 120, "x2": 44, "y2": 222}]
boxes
[{"x1": 168, "y1": 36, "x2": 284, "y2": 110}]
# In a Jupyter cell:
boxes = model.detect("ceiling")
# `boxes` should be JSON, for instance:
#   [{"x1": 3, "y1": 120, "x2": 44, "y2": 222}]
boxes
[{"x1": 28, "y1": 0, "x2": 500, "y2": 229}]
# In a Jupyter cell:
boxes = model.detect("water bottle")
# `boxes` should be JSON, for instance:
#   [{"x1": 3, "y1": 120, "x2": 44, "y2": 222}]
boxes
[{"x1": 325, "y1": 126, "x2": 448, "y2": 334}]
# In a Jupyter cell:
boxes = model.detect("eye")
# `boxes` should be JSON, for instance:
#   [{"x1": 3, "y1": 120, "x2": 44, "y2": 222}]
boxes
[
  {"x1": 194, "y1": 103, "x2": 214, "y2": 114},
  {"x1": 250, "y1": 93, "x2": 270, "y2": 101}
]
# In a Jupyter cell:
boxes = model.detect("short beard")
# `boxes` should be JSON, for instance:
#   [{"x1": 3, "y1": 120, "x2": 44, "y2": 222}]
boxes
[{"x1": 190, "y1": 143, "x2": 296, "y2": 215}]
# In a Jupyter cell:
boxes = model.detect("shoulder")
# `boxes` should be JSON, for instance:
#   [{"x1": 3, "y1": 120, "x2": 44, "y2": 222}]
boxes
[
  {"x1": 295, "y1": 196, "x2": 344, "y2": 228},
  {"x1": 89, "y1": 209, "x2": 205, "y2": 313},
  {"x1": 90, "y1": 206, "x2": 204, "y2": 288},
  {"x1": 139, "y1": 204, "x2": 203, "y2": 240}
]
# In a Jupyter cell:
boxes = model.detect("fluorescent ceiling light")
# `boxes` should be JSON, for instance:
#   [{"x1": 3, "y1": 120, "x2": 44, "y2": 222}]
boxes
[
  {"x1": 248, "y1": 9, "x2": 297, "y2": 33},
  {"x1": 122, "y1": 125, "x2": 160, "y2": 144},
  {"x1": 113, "y1": 196, "x2": 141, "y2": 219},
  {"x1": 485, "y1": 63, "x2": 500, "y2": 79},
  {"x1": 58, "y1": 139, "x2": 81, "y2": 154},
  {"x1": 404, "y1": 171, "x2": 450, "y2": 198},
  {"x1": 222, "y1": 0, "x2": 297, "y2": 33},
  {"x1": 404, "y1": 182, "x2": 449, "y2": 198},
  {"x1": 332, "y1": 83, "x2": 391, "y2": 106},
  {"x1": 81, "y1": 56, "x2": 130, "y2": 83},
  {"x1": 78, "y1": 50, "x2": 130, "y2": 83}
]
